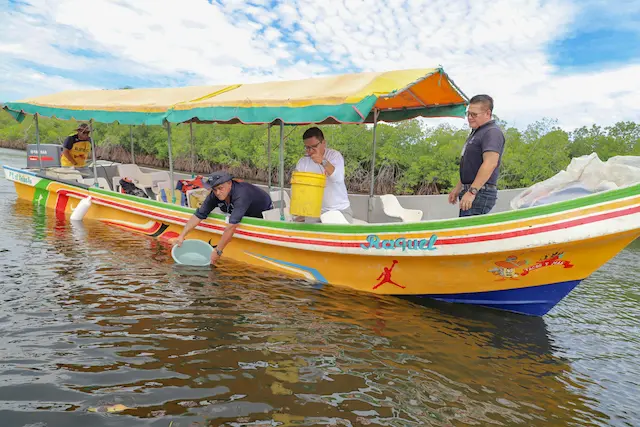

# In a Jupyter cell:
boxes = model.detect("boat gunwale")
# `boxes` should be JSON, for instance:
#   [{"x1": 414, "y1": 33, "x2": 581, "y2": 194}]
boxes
[{"x1": 4, "y1": 164, "x2": 640, "y2": 235}]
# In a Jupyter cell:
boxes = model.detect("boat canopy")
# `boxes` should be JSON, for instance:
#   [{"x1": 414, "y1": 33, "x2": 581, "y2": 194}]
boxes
[{"x1": 2, "y1": 67, "x2": 468, "y2": 126}]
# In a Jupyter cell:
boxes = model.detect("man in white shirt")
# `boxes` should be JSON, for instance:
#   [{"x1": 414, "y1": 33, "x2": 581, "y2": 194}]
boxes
[{"x1": 293, "y1": 127, "x2": 353, "y2": 223}]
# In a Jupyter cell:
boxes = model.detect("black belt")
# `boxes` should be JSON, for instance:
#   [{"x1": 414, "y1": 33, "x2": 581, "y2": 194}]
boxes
[{"x1": 462, "y1": 183, "x2": 497, "y2": 190}]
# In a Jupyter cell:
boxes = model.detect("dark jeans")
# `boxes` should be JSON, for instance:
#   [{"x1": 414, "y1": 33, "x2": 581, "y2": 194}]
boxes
[{"x1": 459, "y1": 185, "x2": 498, "y2": 217}]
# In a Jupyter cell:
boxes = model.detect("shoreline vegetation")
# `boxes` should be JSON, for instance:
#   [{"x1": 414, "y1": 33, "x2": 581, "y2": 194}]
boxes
[{"x1": 1, "y1": 113, "x2": 638, "y2": 195}]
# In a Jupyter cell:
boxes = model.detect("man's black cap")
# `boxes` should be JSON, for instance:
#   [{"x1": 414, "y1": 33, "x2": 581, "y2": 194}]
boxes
[{"x1": 203, "y1": 171, "x2": 233, "y2": 189}]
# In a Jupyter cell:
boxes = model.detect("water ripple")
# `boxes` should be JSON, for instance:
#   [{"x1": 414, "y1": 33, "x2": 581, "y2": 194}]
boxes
[{"x1": 0, "y1": 148, "x2": 638, "y2": 426}]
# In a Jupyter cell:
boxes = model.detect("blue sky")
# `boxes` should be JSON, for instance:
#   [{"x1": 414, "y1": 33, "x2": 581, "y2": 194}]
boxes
[
  {"x1": 547, "y1": 1, "x2": 640, "y2": 71},
  {"x1": 1, "y1": 0, "x2": 639, "y2": 130}
]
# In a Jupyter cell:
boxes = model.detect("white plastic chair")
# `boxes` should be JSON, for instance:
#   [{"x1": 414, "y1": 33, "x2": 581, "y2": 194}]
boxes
[
  {"x1": 152, "y1": 181, "x2": 181, "y2": 204},
  {"x1": 112, "y1": 176, "x2": 122, "y2": 192},
  {"x1": 320, "y1": 210, "x2": 350, "y2": 224},
  {"x1": 380, "y1": 194, "x2": 423, "y2": 222},
  {"x1": 186, "y1": 187, "x2": 210, "y2": 209},
  {"x1": 262, "y1": 206, "x2": 292, "y2": 221},
  {"x1": 262, "y1": 188, "x2": 292, "y2": 221},
  {"x1": 114, "y1": 164, "x2": 169, "y2": 193},
  {"x1": 269, "y1": 189, "x2": 291, "y2": 208}
]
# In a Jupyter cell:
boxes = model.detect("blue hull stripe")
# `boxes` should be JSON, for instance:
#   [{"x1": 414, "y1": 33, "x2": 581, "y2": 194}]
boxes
[
  {"x1": 3, "y1": 165, "x2": 39, "y2": 176},
  {"x1": 246, "y1": 252, "x2": 328, "y2": 283},
  {"x1": 399, "y1": 280, "x2": 582, "y2": 316}
]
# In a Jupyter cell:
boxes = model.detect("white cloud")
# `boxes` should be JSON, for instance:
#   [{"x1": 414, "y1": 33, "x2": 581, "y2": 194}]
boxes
[
  {"x1": 276, "y1": 3, "x2": 299, "y2": 28},
  {"x1": 263, "y1": 28, "x2": 282, "y2": 43},
  {"x1": 0, "y1": 62, "x2": 99, "y2": 100},
  {"x1": 0, "y1": 0, "x2": 638, "y2": 132},
  {"x1": 1, "y1": 0, "x2": 278, "y2": 82}
]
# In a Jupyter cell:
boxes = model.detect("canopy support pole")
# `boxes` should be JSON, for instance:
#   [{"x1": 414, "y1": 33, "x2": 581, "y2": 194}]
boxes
[
  {"x1": 34, "y1": 114, "x2": 43, "y2": 172},
  {"x1": 130, "y1": 125, "x2": 135, "y2": 164},
  {"x1": 189, "y1": 122, "x2": 195, "y2": 178},
  {"x1": 267, "y1": 124, "x2": 272, "y2": 193},
  {"x1": 166, "y1": 121, "x2": 176, "y2": 204},
  {"x1": 278, "y1": 120, "x2": 285, "y2": 221},
  {"x1": 367, "y1": 109, "x2": 380, "y2": 223},
  {"x1": 89, "y1": 119, "x2": 98, "y2": 187}
]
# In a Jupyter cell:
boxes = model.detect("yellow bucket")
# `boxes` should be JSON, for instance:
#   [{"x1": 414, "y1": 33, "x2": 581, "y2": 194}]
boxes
[{"x1": 289, "y1": 171, "x2": 326, "y2": 217}]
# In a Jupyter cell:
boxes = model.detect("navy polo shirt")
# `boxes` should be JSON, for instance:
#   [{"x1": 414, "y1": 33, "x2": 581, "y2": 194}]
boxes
[
  {"x1": 194, "y1": 180, "x2": 273, "y2": 224},
  {"x1": 459, "y1": 120, "x2": 505, "y2": 186}
]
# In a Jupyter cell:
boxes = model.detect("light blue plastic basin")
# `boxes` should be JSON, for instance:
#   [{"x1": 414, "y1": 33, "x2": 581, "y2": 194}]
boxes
[{"x1": 171, "y1": 239, "x2": 214, "y2": 266}]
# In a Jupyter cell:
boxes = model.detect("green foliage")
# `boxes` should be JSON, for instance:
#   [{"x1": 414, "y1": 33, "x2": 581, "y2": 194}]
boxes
[{"x1": 1, "y1": 111, "x2": 638, "y2": 194}]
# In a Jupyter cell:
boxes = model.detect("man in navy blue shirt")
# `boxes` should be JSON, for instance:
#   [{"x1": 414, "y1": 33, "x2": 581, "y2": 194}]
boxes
[
  {"x1": 448, "y1": 94, "x2": 506, "y2": 217},
  {"x1": 171, "y1": 171, "x2": 272, "y2": 265}
]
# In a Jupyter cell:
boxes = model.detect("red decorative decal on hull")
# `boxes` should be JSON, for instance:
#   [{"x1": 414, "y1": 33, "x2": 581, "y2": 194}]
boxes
[{"x1": 373, "y1": 260, "x2": 404, "y2": 290}]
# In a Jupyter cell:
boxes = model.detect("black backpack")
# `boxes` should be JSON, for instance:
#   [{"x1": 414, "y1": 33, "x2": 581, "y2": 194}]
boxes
[{"x1": 119, "y1": 178, "x2": 149, "y2": 198}]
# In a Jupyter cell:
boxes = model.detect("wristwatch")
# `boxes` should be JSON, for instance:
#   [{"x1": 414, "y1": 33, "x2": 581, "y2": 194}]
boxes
[
  {"x1": 215, "y1": 248, "x2": 223, "y2": 256},
  {"x1": 469, "y1": 187, "x2": 479, "y2": 195}
]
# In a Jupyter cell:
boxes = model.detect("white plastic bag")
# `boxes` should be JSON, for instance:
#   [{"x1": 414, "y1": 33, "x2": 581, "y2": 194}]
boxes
[{"x1": 510, "y1": 153, "x2": 640, "y2": 209}]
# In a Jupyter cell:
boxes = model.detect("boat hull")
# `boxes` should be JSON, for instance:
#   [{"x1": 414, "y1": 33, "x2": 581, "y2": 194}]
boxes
[
  {"x1": 5, "y1": 165, "x2": 640, "y2": 316},
  {"x1": 406, "y1": 279, "x2": 582, "y2": 316}
]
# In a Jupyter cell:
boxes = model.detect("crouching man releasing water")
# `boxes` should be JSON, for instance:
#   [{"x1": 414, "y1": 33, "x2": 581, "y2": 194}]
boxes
[{"x1": 170, "y1": 171, "x2": 273, "y2": 265}]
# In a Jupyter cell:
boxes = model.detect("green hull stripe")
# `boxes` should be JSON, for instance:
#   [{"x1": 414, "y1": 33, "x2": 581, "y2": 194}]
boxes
[{"x1": 32, "y1": 178, "x2": 51, "y2": 208}]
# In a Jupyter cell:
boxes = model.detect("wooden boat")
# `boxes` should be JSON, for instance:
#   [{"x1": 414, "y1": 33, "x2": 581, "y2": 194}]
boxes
[{"x1": 3, "y1": 68, "x2": 639, "y2": 316}]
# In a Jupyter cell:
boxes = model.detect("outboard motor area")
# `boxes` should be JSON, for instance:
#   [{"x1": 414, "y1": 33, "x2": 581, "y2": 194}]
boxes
[{"x1": 26, "y1": 144, "x2": 62, "y2": 169}]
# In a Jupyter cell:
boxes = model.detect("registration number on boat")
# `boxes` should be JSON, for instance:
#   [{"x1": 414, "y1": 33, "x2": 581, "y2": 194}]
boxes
[{"x1": 5, "y1": 169, "x2": 36, "y2": 186}]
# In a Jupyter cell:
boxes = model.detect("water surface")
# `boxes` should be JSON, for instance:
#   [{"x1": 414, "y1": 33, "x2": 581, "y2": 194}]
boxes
[{"x1": 0, "y1": 147, "x2": 638, "y2": 426}]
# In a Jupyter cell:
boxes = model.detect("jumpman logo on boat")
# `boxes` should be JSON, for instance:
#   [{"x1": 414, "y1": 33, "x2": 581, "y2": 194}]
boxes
[{"x1": 373, "y1": 260, "x2": 404, "y2": 290}]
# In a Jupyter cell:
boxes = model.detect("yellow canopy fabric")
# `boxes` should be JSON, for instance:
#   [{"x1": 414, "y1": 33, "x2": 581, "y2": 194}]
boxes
[
  {"x1": 169, "y1": 68, "x2": 468, "y2": 124},
  {"x1": 3, "y1": 68, "x2": 468, "y2": 125},
  {"x1": 13, "y1": 86, "x2": 227, "y2": 113}
]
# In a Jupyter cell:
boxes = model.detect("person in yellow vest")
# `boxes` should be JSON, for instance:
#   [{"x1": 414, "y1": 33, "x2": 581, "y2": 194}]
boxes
[{"x1": 61, "y1": 123, "x2": 92, "y2": 167}]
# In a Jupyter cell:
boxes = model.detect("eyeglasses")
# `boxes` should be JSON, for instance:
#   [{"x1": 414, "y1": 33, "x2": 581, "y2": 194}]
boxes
[
  {"x1": 466, "y1": 110, "x2": 487, "y2": 119},
  {"x1": 304, "y1": 141, "x2": 323, "y2": 151}
]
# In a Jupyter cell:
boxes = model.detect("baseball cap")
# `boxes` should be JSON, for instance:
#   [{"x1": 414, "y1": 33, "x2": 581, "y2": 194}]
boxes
[{"x1": 203, "y1": 171, "x2": 233, "y2": 189}]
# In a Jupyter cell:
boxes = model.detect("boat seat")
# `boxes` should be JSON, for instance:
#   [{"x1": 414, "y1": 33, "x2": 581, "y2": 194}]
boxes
[
  {"x1": 113, "y1": 164, "x2": 170, "y2": 193},
  {"x1": 262, "y1": 188, "x2": 292, "y2": 221},
  {"x1": 269, "y1": 189, "x2": 291, "y2": 209},
  {"x1": 155, "y1": 181, "x2": 185, "y2": 205},
  {"x1": 156, "y1": 189, "x2": 185, "y2": 205},
  {"x1": 262, "y1": 207, "x2": 292, "y2": 222},
  {"x1": 149, "y1": 177, "x2": 171, "y2": 193},
  {"x1": 380, "y1": 194, "x2": 423, "y2": 222},
  {"x1": 46, "y1": 168, "x2": 84, "y2": 183},
  {"x1": 186, "y1": 187, "x2": 209, "y2": 209},
  {"x1": 320, "y1": 210, "x2": 350, "y2": 224}
]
